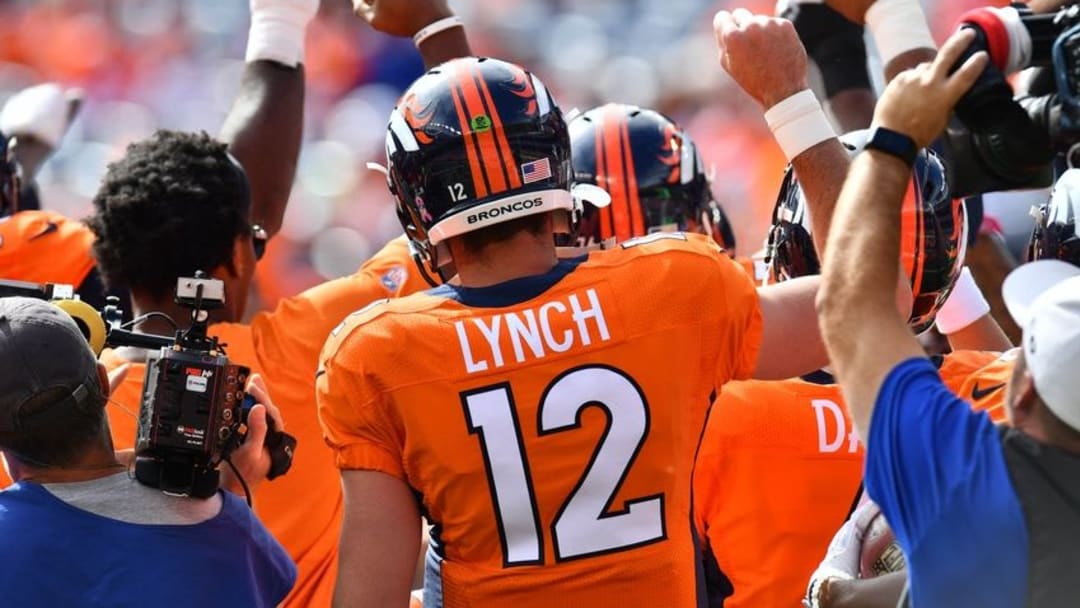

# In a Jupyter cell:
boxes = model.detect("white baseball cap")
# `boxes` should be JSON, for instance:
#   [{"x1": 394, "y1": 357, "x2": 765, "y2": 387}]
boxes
[{"x1": 1003, "y1": 260, "x2": 1080, "y2": 431}]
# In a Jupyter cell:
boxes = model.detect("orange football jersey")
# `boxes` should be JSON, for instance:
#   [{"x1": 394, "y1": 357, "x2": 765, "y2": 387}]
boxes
[
  {"x1": 694, "y1": 350, "x2": 1009, "y2": 608},
  {"x1": 317, "y1": 232, "x2": 763, "y2": 607},
  {"x1": 0, "y1": 209, "x2": 96, "y2": 287},
  {"x1": 96, "y1": 234, "x2": 429, "y2": 608}
]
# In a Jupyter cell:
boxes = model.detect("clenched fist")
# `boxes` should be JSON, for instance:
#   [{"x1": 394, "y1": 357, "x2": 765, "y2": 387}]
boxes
[
  {"x1": 714, "y1": 9, "x2": 810, "y2": 109},
  {"x1": 352, "y1": 0, "x2": 454, "y2": 38}
]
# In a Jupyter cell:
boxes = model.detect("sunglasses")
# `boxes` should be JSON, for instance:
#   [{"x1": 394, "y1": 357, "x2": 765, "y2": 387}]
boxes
[{"x1": 252, "y1": 224, "x2": 268, "y2": 261}]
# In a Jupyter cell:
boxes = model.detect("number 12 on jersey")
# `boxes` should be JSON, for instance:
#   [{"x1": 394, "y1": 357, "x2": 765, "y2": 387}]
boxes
[{"x1": 462, "y1": 365, "x2": 667, "y2": 566}]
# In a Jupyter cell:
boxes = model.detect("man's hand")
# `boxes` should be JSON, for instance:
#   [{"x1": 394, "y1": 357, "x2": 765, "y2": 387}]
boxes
[
  {"x1": 352, "y1": 0, "x2": 453, "y2": 37},
  {"x1": 220, "y1": 373, "x2": 286, "y2": 496},
  {"x1": 714, "y1": 9, "x2": 810, "y2": 109},
  {"x1": 872, "y1": 28, "x2": 988, "y2": 148},
  {"x1": 822, "y1": 0, "x2": 876, "y2": 24}
]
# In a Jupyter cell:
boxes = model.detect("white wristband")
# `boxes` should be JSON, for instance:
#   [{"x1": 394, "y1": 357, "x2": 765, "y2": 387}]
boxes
[
  {"x1": 245, "y1": 1, "x2": 317, "y2": 67},
  {"x1": 935, "y1": 266, "x2": 991, "y2": 335},
  {"x1": 414, "y1": 16, "x2": 465, "y2": 48},
  {"x1": 764, "y1": 90, "x2": 836, "y2": 162},
  {"x1": 865, "y1": 0, "x2": 937, "y2": 67}
]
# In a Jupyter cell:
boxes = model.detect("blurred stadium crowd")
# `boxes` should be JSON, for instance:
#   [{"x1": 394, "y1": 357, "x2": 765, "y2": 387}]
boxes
[{"x1": 0, "y1": 0, "x2": 987, "y2": 313}]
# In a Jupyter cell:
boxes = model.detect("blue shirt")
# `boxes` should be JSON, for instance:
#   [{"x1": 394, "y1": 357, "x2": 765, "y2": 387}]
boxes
[
  {"x1": 866, "y1": 358, "x2": 1029, "y2": 608},
  {"x1": 0, "y1": 482, "x2": 296, "y2": 607}
]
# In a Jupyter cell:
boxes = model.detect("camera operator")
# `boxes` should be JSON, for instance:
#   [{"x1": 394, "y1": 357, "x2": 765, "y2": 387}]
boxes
[
  {"x1": 0, "y1": 297, "x2": 295, "y2": 606},
  {"x1": 819, "y1": 28, "x2": 1080, "y2": 606}
]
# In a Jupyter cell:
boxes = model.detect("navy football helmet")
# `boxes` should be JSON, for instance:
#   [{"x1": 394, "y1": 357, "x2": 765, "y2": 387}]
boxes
[
  {"x1": 385, "y1": 57, "x2": 573, "y2": 284},
  {"x1": 568, "y1": 104, "x2": 736, "y2": 251},
  {"x1": 1028, "y1": 169, "x2": 1080, "y2": 266},
  {"x1": 767, "y1": 131, "x2": 968, "y2": 334}
]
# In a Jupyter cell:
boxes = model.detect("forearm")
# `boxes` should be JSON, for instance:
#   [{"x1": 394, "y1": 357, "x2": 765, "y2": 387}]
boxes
[
  {"x1": 820, "y1": 151, "x2": 909, "y2": 322},
  {"x1": 945, "y1": 314, "x2": 1013, "y2": 352},
  {"x1": 791, "y1": 137, "x2": 851, "y2": 260},
  {"x1": 219, "y1": 61, "x2": 304, "y2": 238},
  {"x1": 818, "y1": 151, "x2": 918, "y2": 435},
  {"x1": 417, "y1": 27, "x2": 472, "y2": 69},
  {"x1": 826, "y1": 89, "x2": 875, "y2": 133},
  {"x1": 753, "y1": 275, "x2": 828, "y2": 380},
  {"x1": 825, "y1": 572, "x2": 908, "y2": 608}
]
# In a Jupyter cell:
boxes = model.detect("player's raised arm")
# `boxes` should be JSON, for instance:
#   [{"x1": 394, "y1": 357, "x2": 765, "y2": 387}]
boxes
[
  {"x1": 218, "y1": 0, "x2": 317, "y2": 239},
  {"x1": 817, "y1": 29, "x2": 987, "y2": 438},
  {"x1": 353, "y1": 0, "x2": 473, "y2": 68},
  {"x1": 714, "y1": 9, "x2": 848, "y2": 263}
]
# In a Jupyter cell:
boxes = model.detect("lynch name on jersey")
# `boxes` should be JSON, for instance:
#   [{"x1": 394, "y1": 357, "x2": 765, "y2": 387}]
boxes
[{"x1": 454, "y1": 288, "x2": 611, "y2": 373}]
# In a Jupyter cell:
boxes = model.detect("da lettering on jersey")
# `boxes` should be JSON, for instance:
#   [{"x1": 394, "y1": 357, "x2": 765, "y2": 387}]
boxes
[{"x1": 454, "y1": 288, "x2": 613, "y2": 374}]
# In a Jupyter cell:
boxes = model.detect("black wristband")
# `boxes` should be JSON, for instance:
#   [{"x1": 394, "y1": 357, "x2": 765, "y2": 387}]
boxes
[{"x1": 865, "y1": 126, "x2": 919, "y2": 167}]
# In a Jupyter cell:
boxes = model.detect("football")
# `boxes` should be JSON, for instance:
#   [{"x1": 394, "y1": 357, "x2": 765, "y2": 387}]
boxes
[{"x1": 859, "y1": 512, "x2": 907, "y2": 578}]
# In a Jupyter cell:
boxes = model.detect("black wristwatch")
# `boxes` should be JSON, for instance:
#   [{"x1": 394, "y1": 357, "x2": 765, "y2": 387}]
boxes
[{"x1": 864, "y1": 126, "x2": 918, "y2": 167}]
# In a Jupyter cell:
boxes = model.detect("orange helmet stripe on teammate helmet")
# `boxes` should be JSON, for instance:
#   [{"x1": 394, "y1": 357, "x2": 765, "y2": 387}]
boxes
[
  {"x1": 598, "y1": 105, "x2": 632, "y2": 241},
  {"x1": 474, "y1": 65, "x2": 523, "y2": 191},
  {"x1": 455, "y1": 63, "x2": 509, "y2": 194},
  {"x1": 447, "y1": 69, "x2": 489, "y2": 198},
  {"x1": 620, "y1": 112, "x2": 646, "y2": 237},
  {"x1": 900, "y1": 182, "x2": 918, "y2": 285}
]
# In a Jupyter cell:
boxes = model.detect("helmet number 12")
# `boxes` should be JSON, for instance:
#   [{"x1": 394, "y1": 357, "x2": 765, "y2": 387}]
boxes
[
  {"x1": 462, "y1": 365, "x2": 666, "y2": 566},
  {"x1": 448, "y1": 182, "x2": 467, "y2": 202}
]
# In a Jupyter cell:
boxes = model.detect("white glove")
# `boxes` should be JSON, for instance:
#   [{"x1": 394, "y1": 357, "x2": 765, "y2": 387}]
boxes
[
  {"x1": 0, "y1": 83, "x2": 77, "y2": 148},
  {"x1": 804, "y1": 499, "x2": 881, "y2": 608},
  {"x1": 246, "y1": 0, "x2": 320, "y2": 67}
]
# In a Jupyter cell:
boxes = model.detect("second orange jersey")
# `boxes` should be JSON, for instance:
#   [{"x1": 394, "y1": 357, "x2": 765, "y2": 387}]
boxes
[
  {"x1": 318, "y1": 233, "x2": 763, "y2": 607},
  {"x1": 694, "y1": 350, "x2": 1010, "y2": 608}
]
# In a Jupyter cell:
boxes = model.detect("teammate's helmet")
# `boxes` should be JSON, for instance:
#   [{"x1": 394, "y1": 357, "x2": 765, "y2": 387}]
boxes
[
  {"x1": 385, "y1": 57, "x2": 572, "y2": 282},
  {"x1": 0, "y1": 133, "x2": 19, "y2": 216},
  {"x1": 1028, "y1": 168, "x2": 1080, "y2": 266},
  {"x1": 568, "y1": 104, "x2": 736, "y2": 251},
  {"x1": 767, "y1": 132, "x2": 967, "y2": 334}
]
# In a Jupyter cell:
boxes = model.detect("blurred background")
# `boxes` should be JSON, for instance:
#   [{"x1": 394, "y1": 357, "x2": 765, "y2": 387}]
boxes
[{"x1": 0, "y1": 0, "x2": 986, "y2": 306}]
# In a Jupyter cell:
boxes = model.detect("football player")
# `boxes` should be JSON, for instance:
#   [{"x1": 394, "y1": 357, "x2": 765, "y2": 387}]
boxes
[{"x1": 314, "y1": 10, "x2": 864, "y2": 600}]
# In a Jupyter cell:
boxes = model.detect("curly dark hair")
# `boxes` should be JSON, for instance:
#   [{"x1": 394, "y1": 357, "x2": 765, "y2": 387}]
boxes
[{"x1": 86, "y1": 130, "x2": 250, "y2": 299}]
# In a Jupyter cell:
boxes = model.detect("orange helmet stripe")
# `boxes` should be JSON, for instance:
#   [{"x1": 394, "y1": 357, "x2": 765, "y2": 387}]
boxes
[
  {"x1": 900, "y1": 182, "x2": 917, "y2": 284},
  {"x1": 619, "y1": 114, "x2": 645, "y2": 237},
  {"x1": 473, "y1": 64, "x2": 522, "y2": 190},
  {"x1": 456, "y1": 63, "x2": 509, "y2": 194},
  {"x1": 448, "y1": 71, "x2": 488, "y2": 198},
  {"x1": 600, "y1": 105, "x2": 632, "y2": 241}
]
